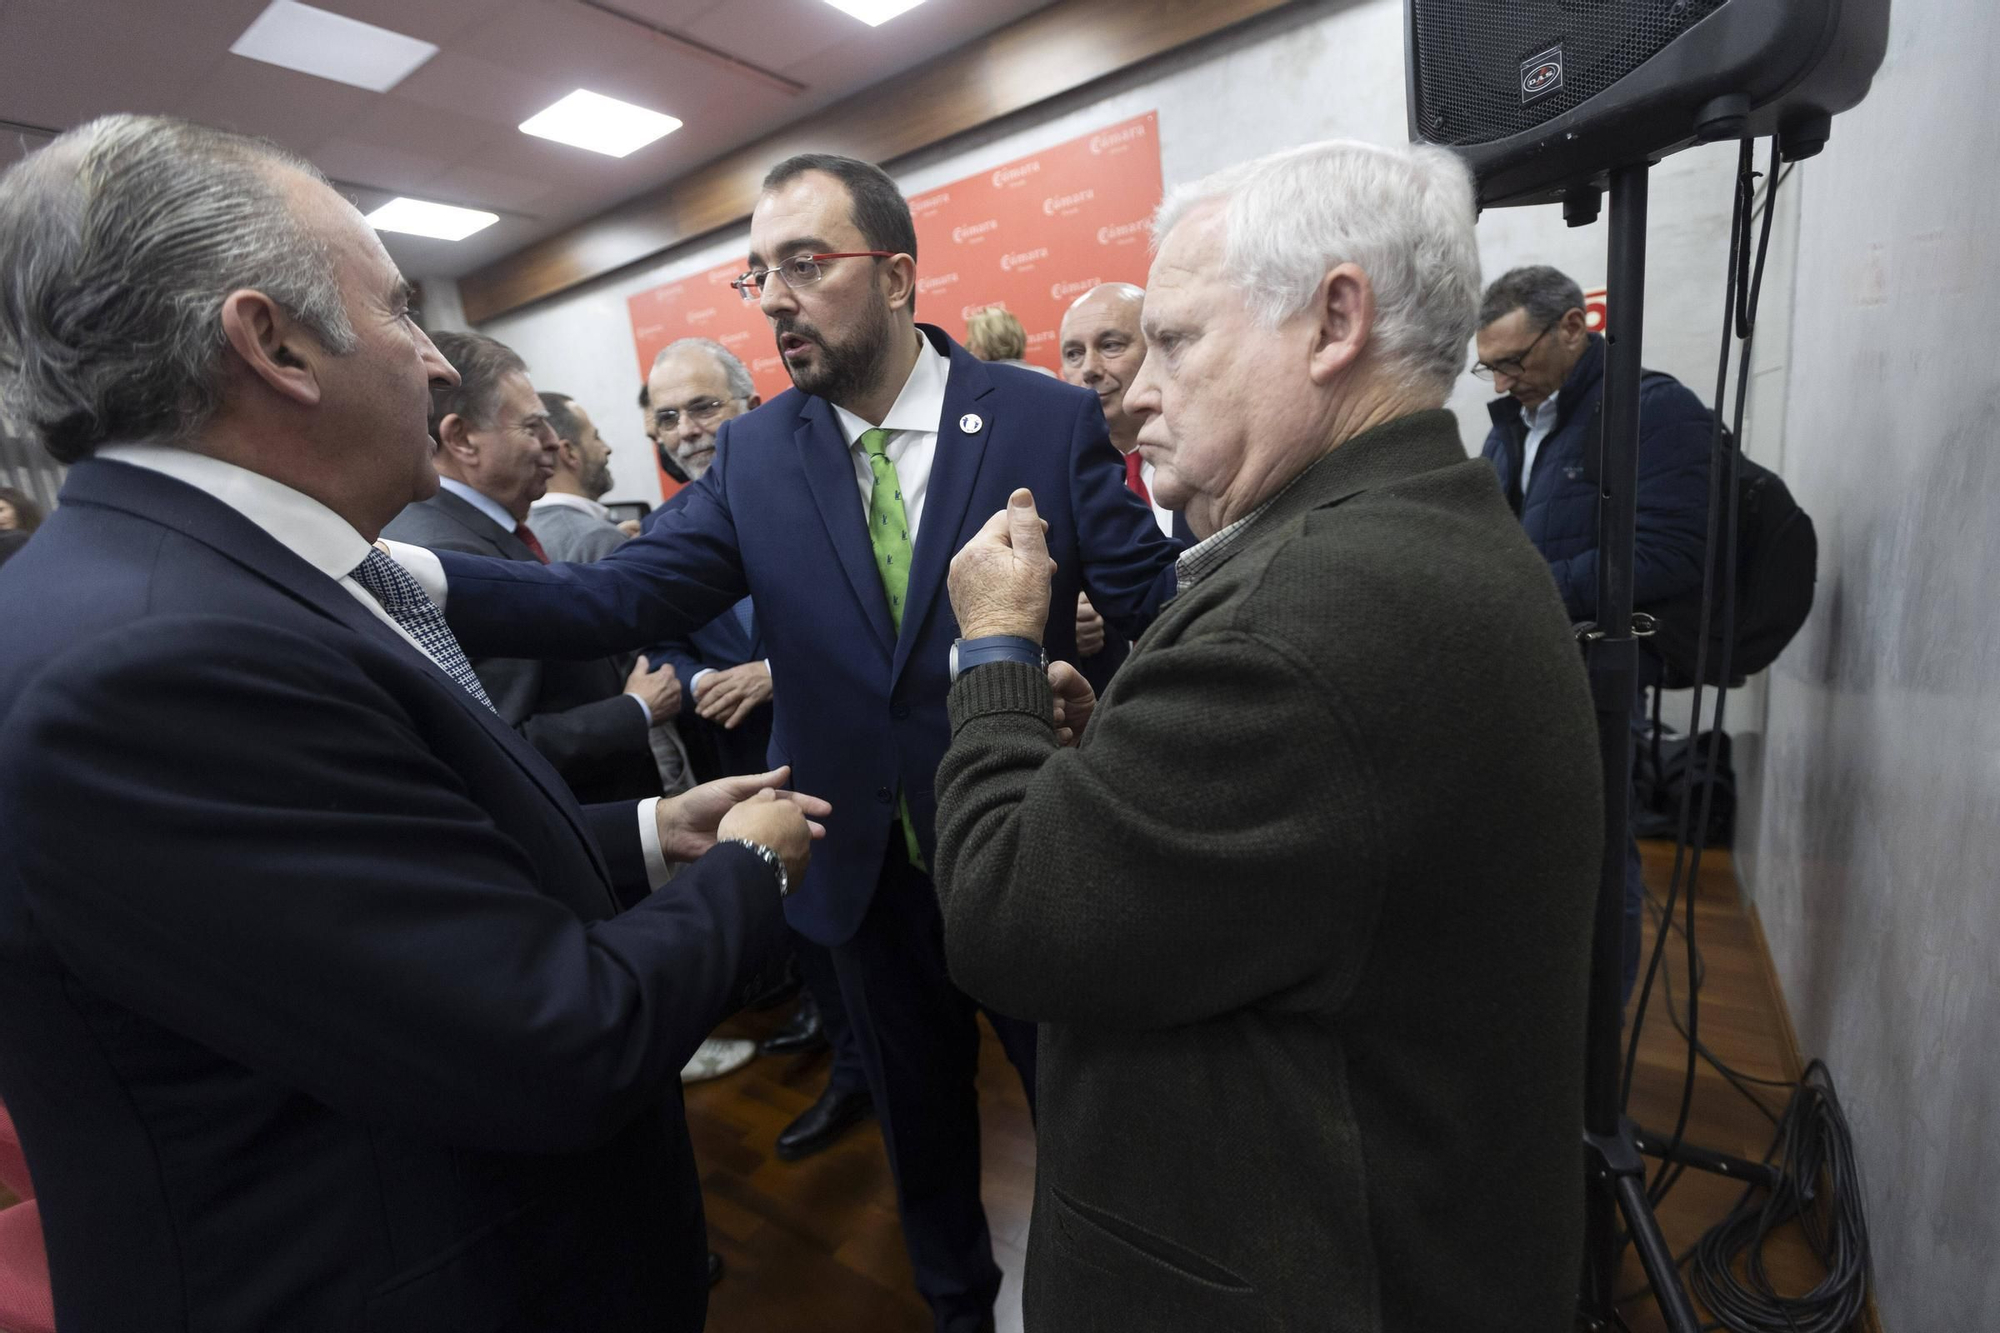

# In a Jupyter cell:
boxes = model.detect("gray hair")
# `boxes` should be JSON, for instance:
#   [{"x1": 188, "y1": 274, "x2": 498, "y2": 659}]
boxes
[
  {"x1": 1477, "y1": 265, "x2": 1586, "y2": 331},
  {"x1": 651, "y1": 338, "x2": 754, "y2": 402},
  {"x1": 0, "y1": 115, "x2": 357, "y2": 464},
  {"x1": 427, "y1": 330, "x2": 525, "y2": 442},
  {"x1": 1153, "y1": 139, "x2": 1481, "y2": 395}
]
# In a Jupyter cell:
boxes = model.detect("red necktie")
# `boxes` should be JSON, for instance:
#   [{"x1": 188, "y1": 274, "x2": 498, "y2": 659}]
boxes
[
  {"x1": 514, "y1": 523, "x2": 551, "y2": 564},
  {"x1": 1123, "y1": 450, "x2": 1152, "y2": 507}
]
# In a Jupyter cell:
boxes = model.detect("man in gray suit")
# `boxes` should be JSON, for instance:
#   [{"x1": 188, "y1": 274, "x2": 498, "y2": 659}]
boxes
[
  {"x1": 529, "y1": 391, "x2": 634, "y2": 564},
  {"x1": 937, "y1": 140, "x2": 1602, "y2": 1331},
  {"x1": 384, "y1": 332, "x2": 680, "y2": 804}
]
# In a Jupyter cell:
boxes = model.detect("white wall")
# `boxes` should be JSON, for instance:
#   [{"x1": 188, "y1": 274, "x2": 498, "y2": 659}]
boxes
[
  {"x1": 1733, "y1": 0, "x2": 2000, "y2": 1324},
  {"x1": 481, "y1": 0, "x2": 1744, "y2": 505}
]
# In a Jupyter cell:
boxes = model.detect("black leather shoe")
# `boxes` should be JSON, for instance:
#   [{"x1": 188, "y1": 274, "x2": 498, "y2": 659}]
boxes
[
  {"x1": 774, "y1": 1084, "x2": 873, "y2": 1161},
  {"x1": 758, "y1": 995, "x2": 827, "y2": 1057},
  {"x1": 707, "y1": 1251, "x2": 724, "y2": 1286}
]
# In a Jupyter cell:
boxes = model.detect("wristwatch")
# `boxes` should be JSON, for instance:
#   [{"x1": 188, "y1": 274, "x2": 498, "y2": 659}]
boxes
[
  {"x1": 724, "y1": 837, "x2": 790, "y2": 897},
  {"x1": 949, "y1": 634, "x2": 1047, "y2": 682}
]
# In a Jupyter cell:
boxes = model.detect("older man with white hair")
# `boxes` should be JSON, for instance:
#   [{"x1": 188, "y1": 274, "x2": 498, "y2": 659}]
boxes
[{"x1": 936, "y1": 140, "x2": 1603, "y2": 1329}]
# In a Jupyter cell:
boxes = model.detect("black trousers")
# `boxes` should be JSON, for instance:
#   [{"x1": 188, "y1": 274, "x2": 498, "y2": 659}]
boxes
[{"x1": 829, "y1": 833, "x2": 1038, "y2": 1332}]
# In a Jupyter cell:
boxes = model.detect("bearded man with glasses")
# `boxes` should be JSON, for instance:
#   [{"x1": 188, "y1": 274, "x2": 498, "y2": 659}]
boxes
[
  {"x1": 383, "y1": 152, "x2": 1180, "y2": 1332},
  {"x1": 1474, "y1": 264, "x2": 1716, "y2": 1000}
]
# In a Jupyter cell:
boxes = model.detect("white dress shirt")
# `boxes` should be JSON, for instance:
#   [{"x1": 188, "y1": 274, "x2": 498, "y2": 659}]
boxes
[
  {"x1": 1519, "y1": 392, "x2": 1561, "y2": 501},
  {"x1": 1138, "y1": 457, "x2": 1175, "y2": 538},
  {"x1": 101, "y1": 445, "x2": 670, "y2": 889},
  {"x1": 831, "y1": 332, "x2": 951, "y2": 541}
]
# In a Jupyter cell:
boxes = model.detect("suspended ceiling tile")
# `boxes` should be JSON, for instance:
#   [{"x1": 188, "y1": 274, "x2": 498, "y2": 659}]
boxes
[
  {"x1": 390, "y1": 49, "x2": 574, "y2": 129},
  {"x1": 178, "y1": 52, "x2": 381, "y2": 155}
]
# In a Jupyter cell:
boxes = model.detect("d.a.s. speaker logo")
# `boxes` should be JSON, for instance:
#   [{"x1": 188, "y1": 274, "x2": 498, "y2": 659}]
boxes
[{"x1": 1520, "y1": 44, "x2": 1564, "y2": 104}]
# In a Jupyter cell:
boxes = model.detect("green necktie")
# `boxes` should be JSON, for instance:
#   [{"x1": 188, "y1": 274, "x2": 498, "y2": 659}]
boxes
[{"x1": 859, "y1": 428, "x2": 927, "y2": 872}]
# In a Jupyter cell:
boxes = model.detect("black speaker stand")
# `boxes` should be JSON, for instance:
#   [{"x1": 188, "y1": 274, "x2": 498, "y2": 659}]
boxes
[{"x1": 1573, "y1": 161, "x2": 1780, "y2": 1333}]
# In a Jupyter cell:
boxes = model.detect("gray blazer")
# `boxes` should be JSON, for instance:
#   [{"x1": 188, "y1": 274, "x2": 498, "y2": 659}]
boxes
[
  {"x1": 527, "y1": 500, "x2": 630, "y2": 564},
  {"x1": 383, "y1": 488, "x2": 660, "y2": 804},
  {"x1": 935, "y1": 410, "x2": 1602, "y2": 1332}
]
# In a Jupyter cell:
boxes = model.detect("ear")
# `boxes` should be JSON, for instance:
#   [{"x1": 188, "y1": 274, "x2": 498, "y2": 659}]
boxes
[
  {"x1": 1560, "y1": 306, "x2": 1590, "y2": 342},
  {"x1": 555, "y1": 436, "x2": 582, "y2": 472},
  {"x1": 218, "y1": 289, "x2": 322, "y2": 407},
  {"x1": 435, "y1": 413, "x2": 479, "y2": 466},
  {"x1": 746, "y1": 394, "x2": 763, "y2": 411},
  {"x1": 882, "y1": 253, "x2": 918, "y2": 314},
  {"x1": 1306, "y1": 262, "x2": 1376, "y2": 386}
]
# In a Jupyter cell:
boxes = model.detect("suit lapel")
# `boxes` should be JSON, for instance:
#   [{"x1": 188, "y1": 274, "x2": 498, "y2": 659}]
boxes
[
  {"x1": 77, "y1": 462, "x2": 619, "y2": 909},
  {"x1": 430, "y1": 488, "x2": 537, "y2": 561},
  {"x1": 895, "y1": 333, "x2": 994, "y2": 684},
  {"x1": 794, "y1": 396, "x2": 897, "y2": 654}
]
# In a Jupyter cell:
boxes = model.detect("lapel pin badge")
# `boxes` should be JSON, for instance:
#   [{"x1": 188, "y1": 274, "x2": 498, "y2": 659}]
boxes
[{"x1": 959, "y1": 412, "x2": 983, "y2": 435}]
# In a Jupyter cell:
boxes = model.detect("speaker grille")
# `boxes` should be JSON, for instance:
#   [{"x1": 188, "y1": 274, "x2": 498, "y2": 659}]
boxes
[{"x1": 1411, "y1": 0, "x2": 1731, "y2": 146}]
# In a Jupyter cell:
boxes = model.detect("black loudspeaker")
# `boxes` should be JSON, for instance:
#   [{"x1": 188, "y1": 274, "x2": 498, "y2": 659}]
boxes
[{"x1": 1406, "y1": 0, "x2": 1891, "y2": 209}]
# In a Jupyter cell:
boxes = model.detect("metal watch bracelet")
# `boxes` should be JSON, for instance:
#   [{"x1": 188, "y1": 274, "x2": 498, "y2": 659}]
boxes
[{"x1": 723, "y1": 837, "x2": 790, "y2": 897}]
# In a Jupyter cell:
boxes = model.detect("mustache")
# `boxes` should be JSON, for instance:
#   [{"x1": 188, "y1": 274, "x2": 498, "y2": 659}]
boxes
[{"x1": 774, "y1": 319, "x2": 822, "y2": 344}]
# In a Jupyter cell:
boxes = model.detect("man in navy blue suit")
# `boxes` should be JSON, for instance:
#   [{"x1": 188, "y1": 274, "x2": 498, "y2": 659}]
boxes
[
  {"x1": 643, "y1": 337, "x2": 877, "y2": 1163},
  {"x1": 394, "y1": 153, "x2": 1181, "y2": 1331},
  {"x1": 0, "y1": 114, "x2": 824, "y2": 1333}
]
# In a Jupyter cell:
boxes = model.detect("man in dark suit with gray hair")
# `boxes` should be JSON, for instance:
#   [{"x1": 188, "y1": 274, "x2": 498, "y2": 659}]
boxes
[
  {"x1": 384, "y1": 331, "x2": 684, "y2": 804},
  {"x1": 937, "y1": 138, "x2": 1603, "y2": 1330},
  {"x1": 0, "y1": 112, "x2": 821, "y2": 1332}
]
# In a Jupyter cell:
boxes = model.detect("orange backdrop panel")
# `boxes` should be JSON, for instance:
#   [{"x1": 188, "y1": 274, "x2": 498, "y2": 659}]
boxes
[
  {"x1": 911, "y1": 112, "x2": 1161, "y2": 372},
  {"x1": 625, "y1": 112, "x2": 1163, "y2": 494}
]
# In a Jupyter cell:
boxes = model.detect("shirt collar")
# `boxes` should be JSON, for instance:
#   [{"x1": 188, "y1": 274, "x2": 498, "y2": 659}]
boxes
[
  {"x1": 831, "y1": 331, "x2": 950, "y2": 448},
  {"x1": 96, "y1": 443, "x2": 373, "y2": 582},
  {"x1": 438, "y1": 476, "x2": 519, "y2": 533},
  {"x1": 1519, "y1": 390, "x2": 1560, "y2": 430},
  {"x1": 530, "y1": 491, "x2": 611, "y2": 522},
  {"x1": 1172, "y1": 469, "x2": 1310, "y2": 597}
]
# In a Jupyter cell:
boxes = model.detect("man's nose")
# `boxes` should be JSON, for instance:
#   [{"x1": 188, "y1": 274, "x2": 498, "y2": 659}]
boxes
[{"x1": 758, "y1": 276, "x2": 796, "y2": 320}]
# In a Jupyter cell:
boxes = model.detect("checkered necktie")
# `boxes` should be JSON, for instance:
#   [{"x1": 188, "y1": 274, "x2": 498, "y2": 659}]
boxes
[{"x1": 349, "y1": 548, "x2": 496, "y2": 712}]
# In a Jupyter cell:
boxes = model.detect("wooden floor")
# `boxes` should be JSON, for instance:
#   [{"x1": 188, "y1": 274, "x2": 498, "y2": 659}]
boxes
[
  {"x1": 688, "y1": 1002, "x2": 1034, "y2": 1332},
  {"x1": 690, "y1": 839, "x2": 1859, "y2": 1332}
]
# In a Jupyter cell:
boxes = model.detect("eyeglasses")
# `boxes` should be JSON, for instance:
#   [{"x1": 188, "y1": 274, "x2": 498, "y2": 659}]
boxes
[
  {"x1": 1470, "y1": 319, "x2": 1558, "y2": 381},
  {"x1": 653, "y1": 397, "x2": 743, "y2": 432},
  {"x1": 731, "y1": 251, "x2": 895, "y2": 302}
]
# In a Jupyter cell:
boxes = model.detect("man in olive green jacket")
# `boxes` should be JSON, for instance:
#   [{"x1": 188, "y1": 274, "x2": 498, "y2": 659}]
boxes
[{"x1": 936, "y1": 140, "x2": 1602, "y2": 1331}]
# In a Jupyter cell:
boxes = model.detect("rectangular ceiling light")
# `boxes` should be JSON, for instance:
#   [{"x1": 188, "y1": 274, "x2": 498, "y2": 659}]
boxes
[
  {"x1": 230, "y1": 0, "x2": 438, "y2": 93},
  {"x1": 822, "y1": 0, "x2": 928, "y2": 25},
  {"x1": 364, "y1": 198, "x2": 499, "y2": 242},
  {"x1": 518, "y1": 90, "x2": 682, "y2": 158}
]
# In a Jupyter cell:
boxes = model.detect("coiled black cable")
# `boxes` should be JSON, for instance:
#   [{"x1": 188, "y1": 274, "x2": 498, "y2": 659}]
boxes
[{"x1": 1689, "y1": 1061, "x2": 1874, "y2": 1333}]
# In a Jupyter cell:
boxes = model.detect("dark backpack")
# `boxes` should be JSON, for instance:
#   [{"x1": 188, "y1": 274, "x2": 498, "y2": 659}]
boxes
[{"x1": 1596, "y1": 373, "x2": 1819, "y2": 689}]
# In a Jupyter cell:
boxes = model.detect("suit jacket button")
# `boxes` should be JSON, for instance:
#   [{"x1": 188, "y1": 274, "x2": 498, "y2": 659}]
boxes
[
  {"x1": 892, "y1": 705, "x2": 910, "y2": 720},
  {"x1": 876, "y1": 786, "x2": 893, "y2": 803}
]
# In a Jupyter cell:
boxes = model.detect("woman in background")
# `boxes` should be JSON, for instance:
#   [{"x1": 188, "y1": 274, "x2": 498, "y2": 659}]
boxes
[{"x1": 963, "y1": 306, "x2": 1056, "y2": 376}]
